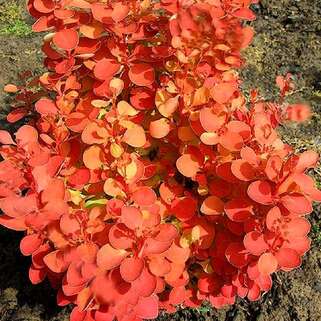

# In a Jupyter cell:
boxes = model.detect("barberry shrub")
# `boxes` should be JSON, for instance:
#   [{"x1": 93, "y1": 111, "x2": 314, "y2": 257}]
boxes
[{"x1": 0, "y1": 1, "x2": 319, "y2": 321}]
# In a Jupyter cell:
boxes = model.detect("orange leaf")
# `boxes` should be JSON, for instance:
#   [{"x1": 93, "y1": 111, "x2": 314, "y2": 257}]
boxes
[
  {"x1": 247, "y1": 180, "x2": 273, "y2": 205},
  {"x1": 4, "y1": 84, "x2": 18, "y2": 93},
  {"x1": 96, "y1": 244, "x2": 127, "y2": 270},
  {"x1": 211, "y1": 83, "x2": 236, "y2": 104},
  {"x1": 35, "y1": 98, "x2": 58, "y2": 115},
  {"x1": 176, "y1": 154, "x2": 200, "y2": 178},
  {"x1": 132, "y1": 187, "x2": 157, "y2": 206},
  {"x1": 33, "y1": 0, "x2": 55, "y2": 13},
  {"x1": 117, "y1": 100, "x2": 138, "y2": 116},
  {"x1": 80, "y1": 22, "x2": 104, "y2": 39},
  {"x1": 94, "y1": 58, "x2": 121, "y2": 80},
  {"x1": 123, "y1": 124, "x2": 146, "y2": 148},
  {"x1": 104, "y1": 178, "x2": 125, "y2": 198},
  {"x1": 121, "y1": 206, "x2": 143, "y2": 230},
  {"x1": 201, "y1": 196, "x2": 224, "y2": 215},
  {"x1": 232, "y1": 8, "x2": 256, "y2": 21},
  {"x1": 83, "y1": 145, "x2": 103, "y2": 170},
  {"x1": 150, "y1": 118, "x2": 171, "y2": 139},
  {"x1": 0, "y1": 130, "x2": 15, "y2": 145},
  {"x1": 111, "y1": 3, "x2": 129, "y2": 22},
  {"x1": 129, "y1": 63, "x2": 155, "y2": 86},
  {"x1": 258, "y1": 253, "x2": 278, "y2": 275},
  {"x1": 53, "y1": 29, "x2": 79, "y2": 51},
  {"x1": 199, "y1": 108, "x2": 226, "y2": 132},
  {"x1": 120, "y1": 257, "x2": 144, "y2": 282},
  {"x1": 231, "y1": 160, "x2": 256, "y2": 181}
]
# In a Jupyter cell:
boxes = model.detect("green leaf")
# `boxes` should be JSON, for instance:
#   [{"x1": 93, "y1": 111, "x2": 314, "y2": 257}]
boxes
[{"x1": 85, "y1": 198, "x2": 108, "y2": 208}]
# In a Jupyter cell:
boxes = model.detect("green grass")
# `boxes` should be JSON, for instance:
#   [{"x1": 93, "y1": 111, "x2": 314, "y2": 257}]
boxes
[{"x1": 0, "y1": 2, "x2": 32, "y2": 37}]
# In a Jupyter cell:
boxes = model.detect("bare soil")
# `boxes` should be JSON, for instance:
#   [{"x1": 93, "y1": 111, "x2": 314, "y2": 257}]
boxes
[{"x1": 0, "y1": 1, "x2": 321, "y2": 320}]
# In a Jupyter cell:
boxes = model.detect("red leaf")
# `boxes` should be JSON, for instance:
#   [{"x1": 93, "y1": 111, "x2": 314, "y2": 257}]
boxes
[
  {"x1": 225, "y1": 242, "x2": 250, "y2": 268},
  {"x1": 266, "y1": 206, "x2": 282, "y2": 231},
  {"x1": 176, "y1": 154, "x2": 201, "y2": 178},
  {"x1": 68, "y1": 168, "x2": 91, "y2": 187},
  {"x1": 0, "y1": 130, "x2": 15, "y2": 145},
  {"x1": 294, "y1": 150, "x2": 319, "y2": 172},
  {"x1": 286, "y1": 218, "x2": 310, "y2": 238},
  {"x1": 129, "y1": 63, "x2": 155, "y2": 86},
  {"x1": 70, "y1": 307, "x2": 87, "y2": 321},
  {"x1": 132, "y1": 187, "x2": 156, "y2": 206},
  {"x1": 32, "y1": 16, "x2": 51, "y2": 32},
  {"x1": 20, "y1": 234, "x2": 42, "y2": 256},
  {"x1": 35, "y1": 98, "x2": 58, "y2": 115},
  {"x1": 240, "y1": 26, "x2": 254, "y2": 48},
  {"x1": 83, "y1": 145, "x2": 104, "y2": 170},
  {"x1": 130, "y1": 87, "x2": 155, "y2": 110},
  {"x1": 143, "y1": 238, "x2": 172, "y2": 255},
  {"x1": 286, "y1": 104, "x2": 311, "y2": 122},
  {"x1": 109, "y1": 223, "x2": 134, "y2": 249},
  {"x1": 29, "y1": 265, "x2": 46, "y2": 284},
  {"x1": 286, "y1": 237, "x2": 311, "y2": 255},
  {"x1": 120, "y1": 257, "x2": 144, "y2": 282},
  {"x1": 225, "y1": 198, "x2": 253, "y2": 222},
  {"x1": 221, "y1": 284, "x2": 236, "y2": 298},
  {"x1": 199, "y1": 108, "x2": 226, "y2": 132},
  {"x1": 227, "y1": 121, "x2": 251, "y2": 141},
  {"x1": 171, "y1": 197, "x2": 197, "y2": 221},
  {"x1": 201, "y1": 195, "x2": 224, "y2": 215},
  {"x1": 240, "y1": 147, "x2": 259, "y2": 165},
  {"x1": 66, "y1": 113, "x2": 88, "y2": 133},
  {"x1": 150, "y1": 118, "x2": 171, "y2": 139},
  {"x1": 165, "y1": 241, "x2": 190, "y2": 263},
  {"x1": 247, "y1": 180, "x2": 274, "y2": 205},
  {"x1": 15, "y1": 125, "x2": 38, "y2": 146},
  {"x1": 0, "y1": 194, "x2": 38, "y2": 218},
  {"x1": 121, "y1": 206, "x2": 143, "y2": 230},
  {"x1": 4, "y1": 84, "x2": 18, "y2": 93},
  {"x1": 94, "y1": 58, "x2": 121, "y2": 80},
  {"x1": 231, "y1": 160, "x2": 256, "y2": 181},
  {"x1": 243, "y1": 231, "x2": 268, "y2": 256},
  {"x1": 7, "y1": 108, "x2": 27, "y2": 123},
  {"x1": 169, "y1": 286, "x2": 186, "y2": 305},
  {"x1": 111, "y1": 4, "x2": 129, "y2": 22},
  {"x1": 258, "y1": 253, "x2": 278, "y2": 275},
  {"x1": 198, "y1": 274, "x2": 219, "y2": 293},
  {"x1": 149, "y1": 256, "x2": 171, "y2": 276},
  {"x1": 281, "y1": 193, "x2": 312, "y2": 215},
  {"x1": 220, "y1": 131, "x2": 243, "y2": 151},
  {"x1": 135, "y1": 295, "x2": 159, "y2": 319},
  {"x1": 43, "y1": 250, "x2": 68, "y2": 273},
  {"x1": 134, "y1": 268, "x2": 157, "y2": 297},
  {"x1": 211, "y1": 83, "x2": 236, "y2": 104},
  {"x1": 60, "y1": 214, "x2": 81, "y2": 236},
  {"x1": 232, "y1": 8, "x2": 256, "y2": 21},
  {"x1": 247, "y1": 282, "x2": 260, "y2": 301},
  {"x1": 151, "y1": 223, "x2": 177, "y2": 242},
  {"x1": 53, "y1": 29, "x2": 79, "y2": 51},
  {"x1": 0, "y1": 215, "x2": 26, "y2": 231},
  {"x1": 265, "y1": 155, "x2": 282, "y2": 181},
  {"x1": 96, "y1": 244, "x2": 127, "y2": 270},
  {"x1": 33, "y1": 0, "x2": 55, "y2": 13},
  {"x1": 77, "y1": 287, "x2": 93, "y2": 312},
  {"x1": 123, "y1": 124, "x2": 146, "y2": 148},
  {"x1": 275, "y1": 248, "x2": 301, "y2": 270},
  {"x1": 32, "y1": 243, "x2": 50, "y2": 269}
]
